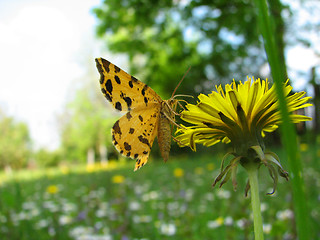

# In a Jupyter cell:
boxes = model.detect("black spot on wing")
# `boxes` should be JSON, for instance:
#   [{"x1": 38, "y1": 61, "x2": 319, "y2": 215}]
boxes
[
  {"x1": 129, "y1": 81, "x2": 133, "y2": 88},
  {"x1": 115, "y1": 102, "x2": 122, "y2": 111},
  {"x1": 101, "y1": 88, "x2": 112, "y2": 102},
  {"x1": 138, "y1": 135, "x2": 150, "y2": 147},
  {"x1": 126, "y1": 112, "x2": 132, "y2": 121},
  {"x1": 129, "y1": 128, "x2": 134, "y2": 134},
  {"x1": 114, "y1": 65, "x2": 121, "y2": 73},
  {"x1": 106, "y1": 79, "x2": 113, "y2": 94},
  {"x1": 124, "y1": 142, "x2": 131, "y2": 151},
  {"x1": 95, "y1": 59, "x2": 104, "y2": 74},
  {"x1": 143, "y1": 151, "x2": 148, "y2": 155},
  {"x1": 126, "y1": 152, "x2": 131, "y2": 157},
  {"x1": 141, "y1": 85, "x2": 148, "y2": 96},
  {"x1": 138, "y1": 115, "x2": 143, "y2": 122},
  {"x1": 123, "y1": 97, "x2": 132, "y2": 109},
  {"x1": 131, "y1": 76, "x2": 138, "y2": 82},
  {"x1": 144, "y1": 97, "x2": 148, "y2": 105},
  {"x1": 115, "y1": 75, "x2": 121, "y2": 84},
  {"x1": 99, "y1": 75, "x2": 105, "y2": 84},
  {"x1": 101, "y1": 58, "x2": 111, "y2": 73},
  {"x1": 112, "y1": 120, "x2": 122, "y2": 136},
  {"x1": 134, "y1": 153, "x2": 139, "y2": 159}
]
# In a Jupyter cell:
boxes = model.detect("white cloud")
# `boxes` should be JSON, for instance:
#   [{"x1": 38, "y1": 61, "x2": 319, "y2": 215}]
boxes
[{"x1": 0, "y1": 0, "x2": 101, "y2": 149}]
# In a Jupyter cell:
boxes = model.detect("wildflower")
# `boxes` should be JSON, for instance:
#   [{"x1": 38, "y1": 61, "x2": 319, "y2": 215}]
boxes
[
  {"x1": 59, "y1": 215, "x2": 72, "y2": 225},
  {"x1": 299, "y1": 143, "x2": 308, "y2": 152},
  {"x1": 173, "y1": 168, "x2": 184, "y2": 178},
  {"x1": 176, "y1": 78, "x2": 312, "y2": 193},
  {"x1": 207, "y1": 217, "x2": 224, "y2": 229},
  {"x1": 111, "y1": 175, "x2": 125, "y2": 184},
  {"x1": 276, "y1": 209, "x2": 294, "y2": 220},
  {"x1": 159, "y1": 222, "x2": 176, "y2": 236},
  {"x1": 263, "y1": 223, "x2": 272, "y2": 234},
  {"x1": 46, "y1": 185, "x2": 59, "y2": 194}
]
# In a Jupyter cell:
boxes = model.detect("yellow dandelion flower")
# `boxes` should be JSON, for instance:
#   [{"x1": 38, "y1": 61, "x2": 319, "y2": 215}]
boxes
[
  {"x1": 173, "y1": 168, "x2": 184, "y2": 178},
  {"x1": 46, "y1": 185, "x2": 59, "y2": 194},
  {"x1": 112, "y1": 175, "x2": 125, "y2": 184},
  {"x1": 299, "y1": 143, "x2": 308, "y2": 152},
  {"x1": 176, "y1": 78, "x2": 312, "y2": 193}
]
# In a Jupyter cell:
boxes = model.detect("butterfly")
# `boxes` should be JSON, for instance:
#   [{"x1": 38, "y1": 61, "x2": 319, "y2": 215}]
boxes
[{"x1": 95, "y1": 58, "x2": 188, "y2": 171}]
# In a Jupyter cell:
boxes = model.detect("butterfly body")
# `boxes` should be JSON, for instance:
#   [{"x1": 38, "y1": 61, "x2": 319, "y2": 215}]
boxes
[
  {"x1": 158, "y1": 100, "x2": 178, "y2": 162},
  {"x1": 95, "y1": 58, "x2": 179, "y2": 170}
]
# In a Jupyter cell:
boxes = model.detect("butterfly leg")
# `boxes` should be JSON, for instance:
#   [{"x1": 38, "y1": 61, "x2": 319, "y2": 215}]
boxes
[
  {"x1": 172, "y1": 135, "x2": 188, "y2": 146},
  {"x1": 162, "y1": 110, "x2": 186, "y2": 129},
  {"x1": 164, "y1": 101, "x2": 181, "y2": 116},
  {"x1": 177, "y1": 100, "x2": 186, "y2": 110}
]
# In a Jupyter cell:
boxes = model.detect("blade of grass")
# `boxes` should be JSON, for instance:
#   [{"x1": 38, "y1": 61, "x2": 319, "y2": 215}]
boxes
[{"x1": 252, "y1": 0, "x2": 311, "y2": 239}]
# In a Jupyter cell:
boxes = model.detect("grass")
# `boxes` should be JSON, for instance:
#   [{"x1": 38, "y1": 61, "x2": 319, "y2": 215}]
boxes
[{"x1": 0, "y1": 146, "x2": 319, "y2": 240}]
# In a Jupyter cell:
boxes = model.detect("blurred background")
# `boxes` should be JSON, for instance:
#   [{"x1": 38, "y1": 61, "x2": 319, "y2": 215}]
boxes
[{"x1": 0, "y1": 0, "x2": 319, "y2": 239}]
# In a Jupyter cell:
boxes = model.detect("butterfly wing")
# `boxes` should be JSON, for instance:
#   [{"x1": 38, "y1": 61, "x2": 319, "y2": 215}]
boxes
[
  {"x1": 112, "y1": 104, "x2": 161, "y2": 171},
  {"x1": 95, "y1": 58, "x2": 162, "y2": 111}
]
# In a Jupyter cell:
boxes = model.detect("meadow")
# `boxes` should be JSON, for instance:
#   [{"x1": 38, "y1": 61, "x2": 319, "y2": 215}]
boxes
[{"x1": 0, "y1": 146, "x2": 319, "y2": 240}]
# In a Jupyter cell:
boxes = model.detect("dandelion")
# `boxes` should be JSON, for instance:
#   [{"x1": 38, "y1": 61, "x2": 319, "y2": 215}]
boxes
[
  {"x1": 176, "y1": 78, "x2": 311, "y2": 191},
  {"x1": 299, "y1": 143, "x2": 308, "y2": 152},
  {"x1": 173, "y1": 168, "x2": 184, "y2": 178},
  {"x1": 111, "y1": 175, "x2": 125, "y2": 184},
  {"x1": 176, "y1": 78, "x2": 312, "y2": 239},
  {"x1": 46, "y1": 185, "x2": 59, "y2": 194}
]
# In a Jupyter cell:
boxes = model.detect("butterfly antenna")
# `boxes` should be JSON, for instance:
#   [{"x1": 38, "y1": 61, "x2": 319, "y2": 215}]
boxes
[{"x1": 171, "y1": 66, "x2": 191, "y2": 98}]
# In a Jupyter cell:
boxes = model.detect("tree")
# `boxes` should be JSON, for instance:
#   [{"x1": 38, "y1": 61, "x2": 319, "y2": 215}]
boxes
[
  {"x1": 59, "y1": 78, "x2": 117, "y2": 163},
  {"x1": 0, "y1": 109, "x2": 31, "y2": 169},
  {"x1": 93, "y1": 0, "x2": 271, "y2": 97}
]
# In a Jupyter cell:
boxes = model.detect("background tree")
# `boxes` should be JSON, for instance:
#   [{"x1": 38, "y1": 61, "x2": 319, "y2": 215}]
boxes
[
  {"x1": 93, "y1": 0, "x2": 276, "y2": 97},
  {"x1": 0, "y1": 109, "x2": 31, "y2": 169},
  {"x1": 59, "y1": 77, "x2": 117, "y2": 164}
]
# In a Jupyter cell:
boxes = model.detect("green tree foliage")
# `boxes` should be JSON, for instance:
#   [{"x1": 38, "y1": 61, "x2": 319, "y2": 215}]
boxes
[
  {"x1": 0, "y1": 110, "x2": 30, "y2": 169},
  {"x1": 93, "y1": 0, "x2": 268, "y2": 96},
  {"x1": 59, "y1": 80, "x2": 116, "y2": 163},
  {"x1": 34, "y1": 148, "x2": 61, "y2": 167}
]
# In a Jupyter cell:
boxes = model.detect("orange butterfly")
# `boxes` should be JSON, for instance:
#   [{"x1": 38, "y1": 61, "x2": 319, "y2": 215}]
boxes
[{"x1": 95, "y1": 58, "x2": 187, "y2": 170}]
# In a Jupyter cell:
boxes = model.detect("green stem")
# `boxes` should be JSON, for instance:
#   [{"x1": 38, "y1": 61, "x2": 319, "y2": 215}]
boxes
[
  {"x1": 247, "y1": 166, "x2": 264, "y2": 240},
  {"x1": 253, "y1": 0, "x2": 311, "y2": 239}
]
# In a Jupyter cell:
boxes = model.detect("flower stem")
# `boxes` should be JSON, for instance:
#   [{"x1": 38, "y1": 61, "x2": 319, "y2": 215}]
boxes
[{"x1": 247, "y1": 166, "x2": 264, "y2": 240}]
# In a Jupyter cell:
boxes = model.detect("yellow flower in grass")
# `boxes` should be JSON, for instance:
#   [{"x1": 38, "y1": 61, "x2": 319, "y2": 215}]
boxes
[
  {"x1": 176, "y1": 78, "x2": 312, "y2": 193},
  {"x1": 46, "y1": 185, "x2": 59, "y2": 194},
  {"x1": 112, "y1": 175, "x2": 125, "y2": 184},
  {"x1": 173, "y1": 168, "x2": 184, "y2": 178}
]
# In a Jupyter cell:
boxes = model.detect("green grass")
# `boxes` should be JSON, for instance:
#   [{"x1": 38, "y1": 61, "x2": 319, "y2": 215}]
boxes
[{"x1": 0, "y1": 148, "x2": 319, "y2": 240}]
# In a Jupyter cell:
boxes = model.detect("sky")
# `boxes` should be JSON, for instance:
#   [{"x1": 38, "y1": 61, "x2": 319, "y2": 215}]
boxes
[
  {"x1": 0, "y1": 0, "x2": 102, "y2": 149},
  {"x1": 0, "y1": 0, "x2": 319, "y2": 150}
]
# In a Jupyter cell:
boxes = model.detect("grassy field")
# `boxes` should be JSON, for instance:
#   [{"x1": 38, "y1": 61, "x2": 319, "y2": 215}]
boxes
[{"x1": 0, "y1": 147, "x2": 319, "y2": 240}]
